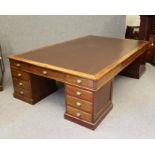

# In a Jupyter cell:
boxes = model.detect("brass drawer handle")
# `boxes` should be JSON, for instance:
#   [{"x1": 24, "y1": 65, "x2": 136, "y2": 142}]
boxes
[
  {"x1": 19, "y1": 82, "x2": 23, "y2": 86},
  {"x1": 42, "y1": 70, "x2": 48, "y2": 75},
  {"x1": 20, "y1": 91, "x2": 24, "y2": 95},
  {"x1": 76, "y1": 102, "x2": 81, "y2": 107},
  {"x1": 17, "y1": 73, "x2": 22, "y2": 77},
  {"x1": 77, "y1": 79, "x2": 82, "y2": 84},
  {"x1": 76, "y1": 91, "x2": 81, "y2": 96},
  {"x1": 76, "y1": 112, "x2": 81, "y2": 117},
  {"x1": 16, "y1": 63, "x2": 21, "y2": 67}
]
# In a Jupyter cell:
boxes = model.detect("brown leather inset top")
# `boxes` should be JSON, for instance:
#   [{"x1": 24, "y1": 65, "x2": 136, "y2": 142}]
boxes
[{"x1": 13, "y1": 36, "x2": 147, "y2": 75}]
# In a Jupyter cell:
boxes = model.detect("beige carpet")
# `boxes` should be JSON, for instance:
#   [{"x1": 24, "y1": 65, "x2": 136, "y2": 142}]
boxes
[{"x1": 0, "y1": 63, "x2": 155, "y2": 139}]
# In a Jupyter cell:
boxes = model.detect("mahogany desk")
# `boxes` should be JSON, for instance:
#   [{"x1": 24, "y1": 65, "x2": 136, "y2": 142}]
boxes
[{"x1": 8, "y1": 36, "x2": 149, "y2": 130}]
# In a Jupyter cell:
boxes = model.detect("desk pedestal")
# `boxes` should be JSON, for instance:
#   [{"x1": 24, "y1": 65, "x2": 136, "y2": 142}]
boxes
[
  {"x1": 64, "y1": 81, "x2": 113, "y2": 130},
  {"x1": 120, "y1": 52, "x2": 146, "y2": 79},
  {"x1": 11, "y1": 69, "x2": 57, "y2": 104}
]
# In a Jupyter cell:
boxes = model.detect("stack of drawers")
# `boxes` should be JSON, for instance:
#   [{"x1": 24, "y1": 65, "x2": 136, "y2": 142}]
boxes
[
  {"x1": 10, "y1": 60, "x2": 58, "y2": 104},
  {"x1": 10, "y1": 61, "x2": 32, "y2": 101},
  {"x1": 65, "y1": 75, "x2": 94, "y2": 123},
  {"x1": 65, "y1": 75, "x2": 113, "y2": 129}
]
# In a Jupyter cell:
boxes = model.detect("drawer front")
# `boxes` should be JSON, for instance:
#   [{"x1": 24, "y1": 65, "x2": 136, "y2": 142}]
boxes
[
  {"x1": 10, "y1": 60, "x2": 65, "y2": 82},
  {"x1": 12, "y1": 77, "x2": 30, "y2": 89},
  {"x1": 27, "y1": 65, "x2": 65, "y2": 82},
  {"x1": 66, "y1": 85, "x2": 93, "y2": 102},
  {"x1": 11, "y1": 69, "x2": 30, "y2": 81},
  {"x1": 14, "y1": 87, "x2": 32, "y2": 98},
  {"x1": 66, "y1": 75, "x2": 94, "y2": 89},
  {"x1": 10, "y1": 60, "x2": 27, "y2": 69},
  {"x1": 66, "y1": 95, "x2": 93, "y2": 113},
  {"x1": 66, "y1": 106, "x2": 92, "y2": 122}
]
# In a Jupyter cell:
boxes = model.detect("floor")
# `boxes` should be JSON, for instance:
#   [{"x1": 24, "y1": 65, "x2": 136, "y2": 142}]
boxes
[{"x1": 0, "y1": 63, "x2": 155, "y2": 139}]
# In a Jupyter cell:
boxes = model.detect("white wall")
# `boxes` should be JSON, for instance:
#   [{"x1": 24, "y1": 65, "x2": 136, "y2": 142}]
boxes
[
  {"x1": 0, "y1": 15, "x2": 126, "y2": 65},
  {"x1": 126, "y1": 15, "x2": 140, "y2": 26}
]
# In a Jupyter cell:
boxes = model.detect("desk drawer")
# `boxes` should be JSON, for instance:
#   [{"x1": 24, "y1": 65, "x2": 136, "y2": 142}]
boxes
[
  {"x1": 66, "y1": 85, "x2": 93, "y2": 102},
  {"x1": 12, "y1": 77, "x2": 30, "y2": 89},
  {"x1": 66, "y1": 106, "x2": 92, "y2": 122},
  {"x1": 66, "y1": 75, "x2": 94, "y2": 89},
  {"x1": 14, "y1": 87, "x2": 32, "y2": 98},
  {"x1": 66, "y1": 95, "x2": 93, "y2": 113},
  {"x1": 11, "y1": 69, "x2": 30, "y2": 81},
  {"x1": 10, "y1": 60, "x2": 65, "y2": 82},
  {"x1": 25, "y1": 65, "x2": 65, "y2": 82},
  {"x1": 10, "y1": 60, "x2": 27, "y2": 69}
]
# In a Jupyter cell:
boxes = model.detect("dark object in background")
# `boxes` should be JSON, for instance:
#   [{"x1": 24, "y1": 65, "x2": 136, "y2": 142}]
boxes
[
  {"x1": 147, "y1": 35, "x2": 155, "y2": 64},
  {"x1": 0, "y1": 45, "x2": 5, "y2": 91},
  {"x1": 126, "y1": 15, "x2": 155, "y2": 65},
  {"x1": 125, "y1": 26, "x2": 140, "y2": 40},
  {"x1": 139, "y1": 15, "x2": 155, "y2": 64}
]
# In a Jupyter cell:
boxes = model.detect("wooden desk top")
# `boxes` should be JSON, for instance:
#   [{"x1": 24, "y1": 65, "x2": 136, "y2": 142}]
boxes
[{"x1": 9, "y1": 36, "x2": 148, "y2": 80}]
